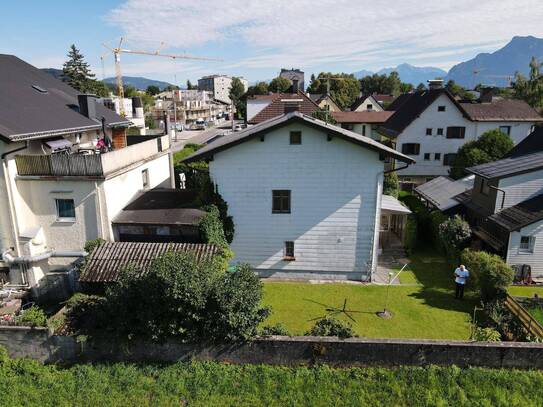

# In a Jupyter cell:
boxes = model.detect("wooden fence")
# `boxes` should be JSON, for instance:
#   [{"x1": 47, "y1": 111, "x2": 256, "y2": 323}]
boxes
[
  {"x1": 15, "y1": 154, "x2": 104, "y2": 177},
  {"x1": 505, "y1": 294, "x2": 543, "y2": 339}
]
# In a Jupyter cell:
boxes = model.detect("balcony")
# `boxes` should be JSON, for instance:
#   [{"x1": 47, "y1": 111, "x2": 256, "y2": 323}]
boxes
[{"x1": 15, "y1": 135, "x2": 170, "y2": 178}]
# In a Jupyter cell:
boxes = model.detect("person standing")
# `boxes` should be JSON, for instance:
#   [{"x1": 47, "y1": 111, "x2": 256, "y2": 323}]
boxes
[{"x1": 454, "y1": 264, "x2": 469, "y2": 299}]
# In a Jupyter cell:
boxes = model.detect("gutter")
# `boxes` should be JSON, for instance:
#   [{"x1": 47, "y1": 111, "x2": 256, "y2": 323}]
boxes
[{"x1": 490, "y1": 185, "x2": 506, "y2": 211}]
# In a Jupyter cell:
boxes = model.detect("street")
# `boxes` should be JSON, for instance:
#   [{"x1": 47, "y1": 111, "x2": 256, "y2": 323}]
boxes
[{"x1": 170, "y1": 121, "x2": 237, "y2": 152}]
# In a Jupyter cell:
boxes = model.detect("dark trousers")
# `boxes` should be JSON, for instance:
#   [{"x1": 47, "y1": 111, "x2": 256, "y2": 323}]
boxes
[{"x1": 455, "y1": 282, "x2": 465, "y2": 299}]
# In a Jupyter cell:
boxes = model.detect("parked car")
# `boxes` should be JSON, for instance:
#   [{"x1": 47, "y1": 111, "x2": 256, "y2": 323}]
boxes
[
  {"x1": 233, "y1": 124, "x2": 242, "y2": 132},
  {"x1": 195, "y1": 118, "x2": 206, "y2": 130}
]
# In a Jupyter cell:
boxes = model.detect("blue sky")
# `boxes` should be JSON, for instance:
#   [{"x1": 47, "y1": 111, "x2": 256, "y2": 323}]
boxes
[{"x1": 1, "y1": 0, "x2": 542, "y2": 85}]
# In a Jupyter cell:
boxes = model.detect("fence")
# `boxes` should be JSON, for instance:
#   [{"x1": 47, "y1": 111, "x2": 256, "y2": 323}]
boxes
[
  {"x1": 15, "y1": 154, "x2": 104, "y2": 177},
  {"x1": 505, "y1": 294, "x2": 543, "y2": 338}
]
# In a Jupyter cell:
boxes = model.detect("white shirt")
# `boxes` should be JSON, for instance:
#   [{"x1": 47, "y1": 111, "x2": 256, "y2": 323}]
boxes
[{"x1": 454, "y1": 268, "x2": 469, "y2": 285}]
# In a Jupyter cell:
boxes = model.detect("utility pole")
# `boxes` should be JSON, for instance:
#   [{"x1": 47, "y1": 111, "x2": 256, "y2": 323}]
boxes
[{"x1": 172, "y1": 74, "x2": 178, "y2": 141}]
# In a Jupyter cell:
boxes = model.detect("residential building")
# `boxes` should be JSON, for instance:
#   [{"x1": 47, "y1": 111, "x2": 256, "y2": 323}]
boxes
[
  {"x1": 350, "y1": 94, "x2": 385, "y2": 112},
  {"x1": 0, "y1": 55, "x2": 172, "y2": 297},
  {"x1": 332, "y1": 111, "x2": 394, "y2": 141},
  {"x1": 246, "y1": 92, "x2": 320, "y2": 124},
  {"x1": 280, "y1": 68, "x2": 304, "y2": 92},
  {"x1": 197, "y1": 75, "x2": 248, "y2": 104},
  {"x1": 98, "y1": 96, "x2": 145, "y2": 132},
  {"x1": 379, "y1": 83, "x2": 542, "y2": 185},
  {"x1": 183, "y1": 111, "x2": 414, "y2": 280},
  {"x1": 308, "y1": 94, "x2": 341, "y2": 112}
]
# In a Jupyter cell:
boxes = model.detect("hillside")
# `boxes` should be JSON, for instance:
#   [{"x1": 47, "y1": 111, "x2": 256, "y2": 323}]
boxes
[
  {"x1": 352, "y1": 64, "x2": 446, "y2": 85},
  {"x1": 103, "y1": 76, "x2": 174, "y2": 90}
]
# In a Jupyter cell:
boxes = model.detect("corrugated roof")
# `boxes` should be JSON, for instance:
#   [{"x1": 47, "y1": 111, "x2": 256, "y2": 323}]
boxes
[
  {"x1": 247, "y1": 92, "x2": 319, "y2": 124},
  {"x1": 183, "y1": 111, "x2": 415, "y2": 164},
  {"x1": 487, "y1": 193, "x2": 543, "y2": 231},
  {"x1": 415, "y1": 175, "x2": 474, "y2": 211},
  {"x1": 0, "y1": 54, "x2": 131, "y2": 141},
  {"x1": 381, "y1": 194, "x2": 411, "y2": 214},
  {"x1": 80, "y1": 242, "x2": 219, "y2": 283},
  {"x1": 467, "y1": 151, "x2": 543, "y2": 179},
  {"x1": 332, "y1": 111, "x2": 394, "y2": 124}
]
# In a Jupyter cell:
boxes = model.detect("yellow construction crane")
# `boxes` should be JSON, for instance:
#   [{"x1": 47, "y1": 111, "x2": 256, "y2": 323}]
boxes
[{"x1": 101, "y1": 37, "x2": 221, "y2": 115}]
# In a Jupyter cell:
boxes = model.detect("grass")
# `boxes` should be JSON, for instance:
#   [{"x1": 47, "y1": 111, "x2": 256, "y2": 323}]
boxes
[
  {"x1": 262, "y1": 250, "x2": 477, "y2": 340},
  {"x1": 1, "y1": 357, "x2": 543, "y2": 406},
  {"x1": 527, "y1": 306, "x2": 543, "y2": 326},
  {"x1": 509, "y1": 285, "x2": 543, "y2": 298}
]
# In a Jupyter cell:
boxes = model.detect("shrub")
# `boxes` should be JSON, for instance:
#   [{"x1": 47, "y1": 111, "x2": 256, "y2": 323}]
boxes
[
  {"x1": 438, "y1": 215, "x2": 471, "y2": 262},
  {"x1": 404, "y1": 215, "x2": 417, "y2": 255},
  {"x1": 15, "y1": 306, "x2": 47, "y2": 327},
  {"x1": 429, "y1": 211, "x2": 447, "y2": 252},
  {"x1": 383, "y1": 172, "x2": 399, "y2": 198},
  {"x1": 84, "y1": 238, "x2": 105, "y2": 255},
  {"x1": 260, "y1": 323, "x2": 290, "y2": 336},
  {"x1": 472, "y1": 327, "x2": 501, "y2": 342},
  {"x1": 461, "y1": 249, "x2": 514, "y2": 301},
  {"x1": 199, "y1": 205, "x2": 228, "y2": 248},
  {"x1": 305, "y1": 317, "x2": 356, "y2": 339}
]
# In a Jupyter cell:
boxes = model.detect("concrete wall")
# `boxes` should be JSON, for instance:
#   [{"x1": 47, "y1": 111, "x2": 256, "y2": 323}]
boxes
[
  {"x1": 209, "y1": 122, "x2": 383, "y2": 280},
  {"x1": 2, "y1": 327, "x2": 543, "y2": 369},
  {"x1": 507, "y1": 218, "x2": 543, "y2": 278}
]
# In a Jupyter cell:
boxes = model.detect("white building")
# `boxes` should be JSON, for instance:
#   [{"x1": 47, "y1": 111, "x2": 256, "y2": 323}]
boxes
[
  {"x1": 98, "y1": 96, "x2": 145, "y2": 132},
  {"x1": 184, "y1": 111, "x2": 414, "y2": 280},
  {"x1": 197, "y1": 75, "x2": 248, "y2": 104},
  {"x1": 0, "y1": 55, "x2": 172, "y2": 297},
  {"x1": 332, "y1": 111, "x2": 394, "y2": 141},
  {"x1": 380, "y1": 84, "x2": 543, "y2": 185}
]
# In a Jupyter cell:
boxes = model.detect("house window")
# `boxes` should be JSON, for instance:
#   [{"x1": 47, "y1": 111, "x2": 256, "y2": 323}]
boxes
[
  {"x1": 367, "y1": 104, "x2": 373, "y2": 111},
  {"x1": 520, "y1": 236, "x2": 535, "y2": 253},
  {"x1": 437, "y1": 128, "x2": 444, "y2": 136},
  {"x1": 446, "y1": 127, "x2": 466, "y2": 139},
  {"x1": 435, "y1": 153, "x2": 441, "y2": 160},
  {"x1": 55, "y1": 199, "x2": 75, "y2": 222},
  {"x1": 272, "y1": 190, "x2": 291, "y2": 213},
  {"x1": 438, "y1": 105, "x2": 446, "y2": 112},
  {"x1": 480, "y1": 178, "x2": 490, "y2": 195},
  {"x1": 362, "y1": 125, "x2": 366, "y2": 137},
  {"x1": 342, "y1": 123, "x2": 354, "y2": 131},
  {"x1": 284, "y1": 241, "x2": 295, "y2": 260},
  {"x1": 426, "y1": 128, "x2": 432, "y2": 136},
  {"x1": 401, "y1": 143, "x2": 420, "y2": 155},
  {"x1": 142, "y1": 169, "x2": 149, "y2": 189},
  {"x1": 424, "y1": 153, "x2": 431, "y2": 160},
  {"x1": 499, "y1": 126, "x2": 511, "y2": 136},
  {"x1": 289, "y1": 131, "x2": 302, "y2": 145},
  {"x1": 443, "y1": 153, "x2": 457, "y2": 166}
]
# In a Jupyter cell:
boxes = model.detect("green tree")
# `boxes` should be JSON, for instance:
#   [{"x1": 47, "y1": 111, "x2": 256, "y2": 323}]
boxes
[
  {"x1": 438, "y1": 215, "x2": 471, "y2": 262},
  {"x1": 123, "y1": 85, "x2": 138, "y2": 98},
  {"x1": 164, "y1": 84, "x2": 180, "y2": 91},
  {"x1": 229, "y1": 77, "x2": 246, "y2": 119},
  {"x1": 449, "y1": 129, "x2": 514, "y2": 179},
  {"x1": 359, "y1": 72, "x2": 402, "y2": 96},
  {"x1": 87, "y1": 79, "x2": 111, "y2": 97},
  {"x1": 62, "y1": 44, "x2": 96, "y2": 93},
  {"x1": 186, "y1": 80, "x2": 197, "y2": 90},
  {"x1": 513, "y1": 57, "x2": 543, "y2": 111},
  {"x1": 416, "y1": 82, "x2": 426, "y2": 91},
  {"x1": 246, "y1": 81, "x2": 269, "y2": 96},
  {"x1": 445, "y1": 80, "x2": 474, "y2": 100},
  {"x1": 146, "y1": 85, "x2": 160, "y2": 95},
  {"x1": 311, "y1": 110, "x2": 337, "y2": 124},
  {"x1": 269, "y1": 76, "x2": 292, "y2": 93},
  {"x1": 383, "y1": 172, "x2": 399, "y2": 198},
  {"x1": 306, "y1": 72, "x2": 360, "y2": 110}
]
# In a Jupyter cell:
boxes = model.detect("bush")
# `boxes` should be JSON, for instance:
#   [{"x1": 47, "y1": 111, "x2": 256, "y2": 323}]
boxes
[
  {"x1": 260, "y1": 323, "x2": 290, "y2": 336},
  {"x1": 383, "y1": 172, "x2": 399, "y2": 198},
  {"x1": 199, "y1": 205, "x2": 228, "y2": 248},
  {"x1": 438, "y1": 215, "x2": 471, "y2": 262},
  {"x1": 84, "y1": 238, "x2": 105, "y2": 255},
  {"x1": 404, "y1": 215, "x2": 417, "y2": 255},
  {"x1": 305, "y1": 317, "x2": 356, "y2": 339},
  {"x1": 472, "y1": 327, "x2": 501, "y2": 342},
  {"x1": 15, "y1": 306, "x2": 47, "y2": 327},
  {"x1": 429, "y1": 211, "x2": 447, "y2": 252},
  {"x1": 461, "y1": 249, "x2": 514, "y2": 301}
]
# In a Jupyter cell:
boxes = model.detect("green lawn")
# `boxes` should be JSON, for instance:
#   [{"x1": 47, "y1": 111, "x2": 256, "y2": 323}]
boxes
[
  {"x1": 509, "y1": 285, "x2": 543, "y2": 298},
  {"x1": 262, "y1": 251, "x2": 477, "y2": 340},
  {"x1": 2, "y1": 358, "x2": 543, "y2": 406}
]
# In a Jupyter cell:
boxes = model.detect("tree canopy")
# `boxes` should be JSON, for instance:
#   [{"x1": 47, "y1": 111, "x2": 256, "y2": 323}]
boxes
[
  {"x1": 268, "y1": 76, "x2": 292, "y2": 93},
  {"x1": 186, "y1": 80, "x2": 197, "y2": 90},
  {"x1": 146, "y1": 85, "x2": 160, "y2": 96},
  {"x1": 246, "y1": 81, "x2": 269, "y2": 97},
  {"x1": 229, "y1": 77, "x2": 246, "y2": 119},
  {"x1": 359, "y1": 72, "x2": 404, "y2": 96},
  {"x1": 513, "y1": 57, "x2": 543, "y2": 111},
  {"x1": 306, "y1": 72, "x2": 359, "y2": 110},
  {"x1": 445, "y1": 80, "x2": 474, "y2": 100},
  {"x1": 449, "y1": 129, "x2": 514, "y2": 179},
  {"x1": 62, "y1": 44, "x2": 108, "y2": 96}
]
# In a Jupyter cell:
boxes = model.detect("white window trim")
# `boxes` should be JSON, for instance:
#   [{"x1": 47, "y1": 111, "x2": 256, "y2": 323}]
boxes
[
  {"x1": 55, "y1": 198, "x2": 76, "y2": 223},
  {"x1": 519, "y1": 236, "x2": 535, "y2": 254}
]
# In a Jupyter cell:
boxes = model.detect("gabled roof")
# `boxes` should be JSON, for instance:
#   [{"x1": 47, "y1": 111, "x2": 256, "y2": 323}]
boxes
[
  {"x1": 247, "y1": 92, "x2": 320, "y2": 124},
  {"x1": 350, "y1": 95, "x2": 380, "y2": 111},
  {"x1": 505, "y1": 125, "x2": 543, "y2": 158},
  {"x1": 459, "y1": 98, "x2": 542, "y2": 122},
  {"x1": 373, "y1": 94, "x2": 396, "y2": 105},
  {"x1": 184, "y1": 111, "x2": 415, "y2": 164},
  {"x1": 0, "y1": 54, "x2": 131, "y2": 142},
  {"x1": 487, "y1": 193, "x2": 543, "y2": 231},
  {"x1": 332, "y1": 111, "x2": 394, "y2": 124},
  {"x1": 415, "y1": 175, "x2": 474, "y2": 211},
  {"x1": 467, "y1": 151, "x2": 543, "y2": 180},
  {"x1": 80, "y1": 242, "x2": 219, "y2": 283}
]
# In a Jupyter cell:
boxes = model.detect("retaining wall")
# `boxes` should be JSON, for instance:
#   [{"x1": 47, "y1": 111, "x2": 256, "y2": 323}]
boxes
[{"x1": 1, "y1": 326, "x2": 543, "y2": 369}]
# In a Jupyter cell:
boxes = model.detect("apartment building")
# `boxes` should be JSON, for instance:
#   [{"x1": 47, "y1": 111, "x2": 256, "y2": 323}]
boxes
[{"x1": 197, "y1": 75, "x2": 248, "y2": 104}]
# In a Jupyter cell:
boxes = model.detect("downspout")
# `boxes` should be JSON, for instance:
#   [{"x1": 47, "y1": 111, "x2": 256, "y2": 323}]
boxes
[
  {"x1": 490, "y1": 185, "x2": 506, "y2": 211},
  {"x1": 94, "y1": 181, "x2": 105, "y2": 239},
  {"x1": 2, "y1": 249, "x2": 87, "y2": 265}
]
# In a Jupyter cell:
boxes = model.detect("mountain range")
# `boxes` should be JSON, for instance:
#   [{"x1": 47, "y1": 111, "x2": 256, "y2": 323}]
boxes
[
  {"x1": 353, "y1": 64, "x2": 447, "y2": 86},
  {"x1": 102, "y1": 76, "x2": 174, "y2": 90}
]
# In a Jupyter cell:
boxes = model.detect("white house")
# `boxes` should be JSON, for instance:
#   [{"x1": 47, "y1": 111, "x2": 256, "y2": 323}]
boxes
[
  {"x1": 184, "y1": 111, "x2": 414, "y2": 280},
  {"x1": 197, "y1": 74, "x2": 248, "y2": 104},
  {"x1": 332, "y1": 111, "x2": 394, "y2": 141},
  {"x1": 350, "y1": 94, "x2": 384, "y2": 112},
  {"x1": 0, "y1": 55, "x2": 172, "y2": 297},
  {"x1": 379, "y1": 83, "x2": 543, "y2": 185}
]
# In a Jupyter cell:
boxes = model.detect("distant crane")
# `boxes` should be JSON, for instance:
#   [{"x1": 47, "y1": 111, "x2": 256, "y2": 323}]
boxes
[{"x1": 101, "y1": 37, "x2": 221, "y2": 115}]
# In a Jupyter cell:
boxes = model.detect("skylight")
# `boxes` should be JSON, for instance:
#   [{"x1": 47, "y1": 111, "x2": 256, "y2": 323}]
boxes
[{"x1": 32, "y1": 84, "x2": 48, "y2": 94}]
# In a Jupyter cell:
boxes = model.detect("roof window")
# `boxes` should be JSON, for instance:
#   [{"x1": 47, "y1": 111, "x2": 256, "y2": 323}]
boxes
[{"x1": 32, "y1": 84, "x2": 48, "y2": 94}]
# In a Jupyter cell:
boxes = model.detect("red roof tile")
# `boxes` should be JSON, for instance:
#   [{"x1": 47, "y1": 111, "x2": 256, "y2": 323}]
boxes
[{"x1": 248, "y1": 92, "x2": 320, "y2": 124}]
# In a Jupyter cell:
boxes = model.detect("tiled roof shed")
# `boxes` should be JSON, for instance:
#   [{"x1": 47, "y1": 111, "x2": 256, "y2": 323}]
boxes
[{"x1": 79, "y1": 242, "x2": 219, "y2": 283}]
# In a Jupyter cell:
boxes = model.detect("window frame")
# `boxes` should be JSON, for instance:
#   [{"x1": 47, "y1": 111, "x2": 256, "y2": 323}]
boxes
[
  {"x1": 401, "y1": 143, "x2": 420, "y2": 155},
  {"x1": 434, "y1": 153, "x2": 441, "y2": 161},
  {"x1": 443, "y1": 153, "x2": 457, "y2": 166},
  {"x1": 272, "y1": 190, "x2": 291, "y2": 214},
  {"x1": 284, "y1": 241, "x2": 295, "y2": 260},
  {"x1": 438, "y1": 105, "x2": 446, "y2": 112},
  {"x1": 446, "y1": 127, "x2": 466, "y2": 139},
  {"x1": 142, "y1": 168, "x2": 150, "y2": 189},
  {"x1": 480, "y1": 178, "x2": 490, "y2": 195},
  {"x1": 424, "y1": 153, "x2": 431, "y2": 161},
  {"x1": 499, "y1": 126, "x2": 511, "y2": 136},
  {"x1": 55, "y1": 198, "x2": 76, "y2": 222},
  {"x1": 425, "y1": 128, "x2": 432, "y2": 136},
  {"x1": 367, "y1": 104, "x2": 373, "y2": 111},
  {"x1": 519, "y1": 236, "x2": 535, "y2": 253},
  {"x1": 437, "y1": 128, "x2": 444, "y2": 136},
  {"x1": 289, "y1": 130, "x2": 302, "y2": 145}
]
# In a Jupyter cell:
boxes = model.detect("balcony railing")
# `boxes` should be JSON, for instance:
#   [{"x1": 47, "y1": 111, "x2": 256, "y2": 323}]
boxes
[{"x1": 15, "y1": 135, "x2": 170, "y2": 178}]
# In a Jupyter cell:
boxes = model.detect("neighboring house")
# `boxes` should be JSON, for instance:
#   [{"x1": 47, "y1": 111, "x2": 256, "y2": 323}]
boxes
[
  {"x1": 280, "y1": 68, "x2": 304, "y2": 92},
  {"x1": 373, "y1": 94, "x2": 396, "y2": 108},
  {"x1": 350, "y1": 94, "x2": 385, "y2": 112},
  {"x1": 246, "y1": 92, "x2": 320, "y2": 125},
  {"x1": 415, "y1": 175, "x2": 474, "y2": 214},
  {"x1": 197, "y1": 75, "x2": 248, "y2": 104},
  {"x1": 332, "y1": 111, "x2": 394, "y2": 141},
  {"x1": 453, "y1": 128, "x2": 543, "y2": 278},
  {"x1": 184, "y1": 111, "x2": 414, "y2": 280},
  {"x1": 98, "y1": 96, "x2": 145, "y2": 133},
  {"x1": 0, "y1": 55, "x2": 172, "y2": 297},
  {"x1": 308, "y1": 94, "x2": 341, "y2": 112},
  {"x1": 379, "y1": 82, "x2": 542, "y2": 185}
]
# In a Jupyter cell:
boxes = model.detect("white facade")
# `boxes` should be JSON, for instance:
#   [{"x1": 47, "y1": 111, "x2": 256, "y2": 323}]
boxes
[
  {"x1": 506, "y1": 219, "x2": 543, "y2": 278},
  {"x1": 209, "y1": 122, "x2": 385, "y2": 280},
  {"x1": 198, "y1": 75, "x2": 248, "y2": 104},
  {"x1": 395, "y1": 94, "x2": 536, "y2": 183},
  {"x1": 353, "y1": 96, "x2": 383, "y2": 112}
]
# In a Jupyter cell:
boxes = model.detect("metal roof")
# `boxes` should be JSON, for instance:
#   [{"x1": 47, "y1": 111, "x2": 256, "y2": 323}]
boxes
[
  {"x1": 467, "y1": 151, "x2": 543, "y2": 179},
  {"x1": 80, "y1": 242, "x2": 219, "y2": 283},
  {"x1": 487, "y1": 193, "x2": 543, "y2": 231},
  {"x1": 381, "y1": 194, "x2": 411, "y2": 214},
  {"x1": 183, "y1": 111, "x2": 415, "y2": 164},
  {"x1": 415, "y1": 175, "x2": 474, "y2": 211}
]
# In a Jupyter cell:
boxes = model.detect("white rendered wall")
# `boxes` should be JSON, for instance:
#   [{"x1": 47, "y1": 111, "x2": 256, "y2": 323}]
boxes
[{"x1": 506, "y1": 219, "x2": 543, "y2": 278}]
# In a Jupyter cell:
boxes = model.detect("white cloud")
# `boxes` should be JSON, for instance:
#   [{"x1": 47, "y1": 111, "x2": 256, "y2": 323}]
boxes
[{"x1": 107, "y1": 0, "x2": 543, "y2": 77}]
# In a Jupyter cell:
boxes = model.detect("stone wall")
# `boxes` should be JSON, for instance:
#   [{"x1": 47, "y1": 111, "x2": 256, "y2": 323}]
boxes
[{"x1": 1, "y1": 326, "x2": 543, "y2": 369}]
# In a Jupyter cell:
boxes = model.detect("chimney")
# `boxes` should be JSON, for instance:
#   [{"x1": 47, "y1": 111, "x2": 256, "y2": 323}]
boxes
[
  {"x1": 292, "y1": 79, "x2": 299, "y2": 93},
  {"x1": 427, "y1": 79, "x2": 444, "y2": 90},
  {"x1": 78, "y1": 94, "x2": 97, "y2": 119},
  {"x1": 132, "y1": 97, "x2": 144, "y2": 119},
  {"x1": 479, "y1": 87, "x2": 494, "y2": 103}
]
